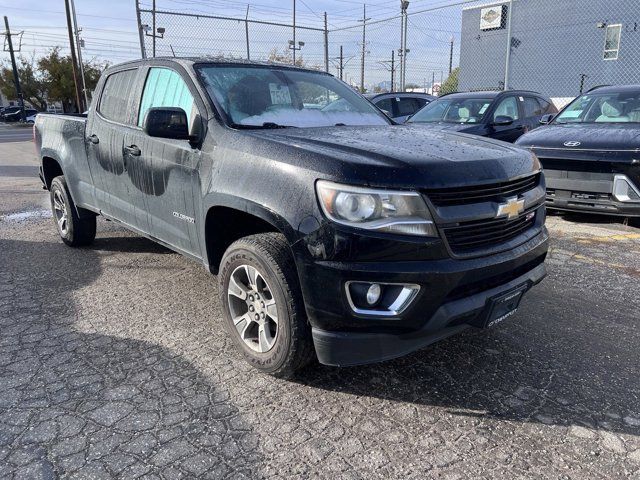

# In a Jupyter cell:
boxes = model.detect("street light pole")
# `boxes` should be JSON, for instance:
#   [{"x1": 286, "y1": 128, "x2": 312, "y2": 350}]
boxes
[
  {"x1": 400, "y1": 1, "x2": 409, "y2": 91},
  {"x1": 448, "y1": 36, "x2": 454, "y2": 74},
  {"x1": 3, "y1": 16, "x2": 25, "y2": 122},
  {"x1": 358, "y1": 4, "x2": 371, "y2": 93},
  {"x1": 292, "y1": 0, "x2": 296, "y2": 65}
]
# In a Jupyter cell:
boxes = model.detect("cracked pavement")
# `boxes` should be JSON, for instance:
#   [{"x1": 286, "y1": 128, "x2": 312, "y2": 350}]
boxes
[{"x1": 1, "y1": 137, "x2": 639, "y2": 478}]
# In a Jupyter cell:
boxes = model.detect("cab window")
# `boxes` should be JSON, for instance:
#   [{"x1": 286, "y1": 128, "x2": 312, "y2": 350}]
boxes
[
  {"x1": 374, "y1": 98, "x2": 393, "y2": 114},
  {"x1": 523, "y1": 97, "x2": 544, "y2": 117},
  {"x1": 138, "y1": 68, "x2": 196, "y2": 127},
  {"x1": 493, "y1": 96, "x2": 520, "y2": 121},
  {"x1": 99, "y1": 69, "x2": 137, "y2": 123}
]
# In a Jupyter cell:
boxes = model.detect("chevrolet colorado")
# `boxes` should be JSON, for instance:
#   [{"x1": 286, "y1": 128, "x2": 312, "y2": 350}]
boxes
[{"x1": 35, "y1": 58, "x2": 549, "y2": 377}]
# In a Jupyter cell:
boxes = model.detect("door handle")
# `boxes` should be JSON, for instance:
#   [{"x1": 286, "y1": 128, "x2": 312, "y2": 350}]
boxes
[
  {"x1": 87, "y1": 134, "x2": 99, "y2": 144},
  {"x1": 124, "y1": 145, "x2": 141, "y2": 156}
]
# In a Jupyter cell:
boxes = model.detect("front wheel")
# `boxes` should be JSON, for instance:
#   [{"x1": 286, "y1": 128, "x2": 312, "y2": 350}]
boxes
[
  {"x1": 218, "y1": 233, "x2": 314, "y2": 378},
  {"x1": 50, "y1": 176, "x2": 96, "y2": 247}
]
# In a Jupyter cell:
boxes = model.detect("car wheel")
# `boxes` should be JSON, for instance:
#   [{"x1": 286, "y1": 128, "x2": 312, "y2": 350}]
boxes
[
  {"x1": 50, "y1": 176, "x2": 96, "y2": 247},
  {"x1": 219, "y1": 233, "x2": 315, "y2": 378}
]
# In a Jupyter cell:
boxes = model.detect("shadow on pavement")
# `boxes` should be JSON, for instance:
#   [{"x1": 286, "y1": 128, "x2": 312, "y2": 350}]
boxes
[
  {"x1": 0, "y1": 237, "x2": 261, "y2": 478},
  {"x1": 295, "y1": 286, "x2": 640, "y2": 438}
]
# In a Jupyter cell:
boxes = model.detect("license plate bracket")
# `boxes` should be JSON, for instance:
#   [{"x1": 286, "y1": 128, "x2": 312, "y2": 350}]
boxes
[{"x1": 482, "y1": 284, "x2": 528, "y2": 328}]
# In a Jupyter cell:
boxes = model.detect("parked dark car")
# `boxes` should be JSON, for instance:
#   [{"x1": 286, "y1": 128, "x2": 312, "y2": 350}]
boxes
[
  {"x1": 407, "y1": 90, "x2": 557, "y2": 142},
  {"x1": 35, "y1": 58, "x2": 548, "y2": 377},
  {"x1": 516, "y1": 85, "x2": 640, "y2": 217},
  {"x1": 0, "y1": 106, "x2": 23, "y2": 120},
  {"x1": 364, "y1": 92, "x2": 435, "y2": 122},
  {"x1": 4, "y1": 108, "x2": 37, "y2": 122}
]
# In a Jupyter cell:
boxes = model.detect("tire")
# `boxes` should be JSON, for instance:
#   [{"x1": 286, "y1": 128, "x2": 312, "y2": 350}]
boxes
[
  {"x1": 50, "y1": 175, "x2": 96, "y2": 247},
  {"x1": 219, "y1": 233, "x2": 315, "y2": 378}
]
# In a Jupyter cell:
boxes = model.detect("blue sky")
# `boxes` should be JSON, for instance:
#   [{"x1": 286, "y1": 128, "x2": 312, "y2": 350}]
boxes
[{"x1": 0, "y1": 0, "x2": 465, "y2": 87}]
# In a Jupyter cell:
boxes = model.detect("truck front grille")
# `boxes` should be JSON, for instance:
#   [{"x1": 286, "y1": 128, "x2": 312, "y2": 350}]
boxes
[
  {"x1": 425, "y1": 173, "x2": 540, "y2": 207},
  {"x1": 442, "y1": 209, "x2": 537, "y2": 255}
]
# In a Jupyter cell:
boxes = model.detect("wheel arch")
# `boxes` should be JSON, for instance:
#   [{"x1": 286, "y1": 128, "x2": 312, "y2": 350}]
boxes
[
  {"x1": 41, "y1": 154, "x2": 64, "y2": 190},
  {"x1": 202, "y1": 194, "x2": 298, "y2": 275}
]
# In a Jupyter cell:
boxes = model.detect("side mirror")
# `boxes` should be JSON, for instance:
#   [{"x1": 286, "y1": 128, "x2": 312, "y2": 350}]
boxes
[
  {"x1": 492, "y1": 115, "x2": 514, "y2": 126},
  {"x1": 539, "y1": 113, "x2": 555, "y2": 124},
  {"x1": 143, "y1": 107, "x2": 190, "y2": 140}
]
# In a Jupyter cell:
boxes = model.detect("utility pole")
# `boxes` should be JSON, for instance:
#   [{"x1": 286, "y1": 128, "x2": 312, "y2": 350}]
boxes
[
  {"x1": 64, "y1": 0, "x2": 84, "y2": 112},
  {"x1": 390, "y1": 50, "x2": 395, "y2": 91},
  {"x1": 377, "y1": 51, "x2": 396, "y2": 92},
  {"x1": 448, "y1": 36, "x2": 454, "y2": 74},
  {"x1": 358, "y1": 4, "x2": 370, "y2": 93},
  {"x1": 399, "y1": 1, "x2": 409, "y2": 91},
  {"x1": 431, "y1": 71, "x2": 435, "y2": 95},
  {"x1": 245, "y1": 4, "x2": 250, "y2": 60},
  {"x1": 70, "y1": 0, "x2": 88, "y2": 108},
  {"x1": 152, "y1": 0, "x2": 156, "y2": 57},
  {"x1": 324, "y1": 12, "x2": 329, "y2": 73},
  {"x1": 3, "y1": 16, "x2": 25, "y2": 122},
  {"x1": 339, "y1": 45, "x2": 344, "y2": 80},
  {"x1": 135, "y1": 0, "x2": 146, "y2": 58}
]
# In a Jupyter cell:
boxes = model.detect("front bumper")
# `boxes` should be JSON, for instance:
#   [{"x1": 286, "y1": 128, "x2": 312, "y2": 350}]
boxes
[
  {"x1": 313, "y1": 261, "x2": 546, "y2": 366},
  {"x1": 545, "y1": 169, "x2": 640, "y2": 216},
  {"x1": 295, "y1": 227, "x2": 549, "y2": 366}
]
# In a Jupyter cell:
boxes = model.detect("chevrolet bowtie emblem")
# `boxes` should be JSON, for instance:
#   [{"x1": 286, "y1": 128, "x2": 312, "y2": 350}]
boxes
[{"x1": 496, "y1": 197, "x2": 525, "y2": 219}]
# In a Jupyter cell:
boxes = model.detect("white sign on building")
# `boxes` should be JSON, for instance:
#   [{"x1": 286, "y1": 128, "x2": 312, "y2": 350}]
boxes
[{"x1": 480, "y1": 5, "x2": 505, "y2": 30}]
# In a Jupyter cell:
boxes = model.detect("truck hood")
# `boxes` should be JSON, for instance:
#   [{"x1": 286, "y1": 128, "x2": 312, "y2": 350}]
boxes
[
  {"x1": 516, "y1": 123, "x2": 640, "y2": 152},
  {"x1": 247, "y1": 125, "x2": 537, "y2": 189}
]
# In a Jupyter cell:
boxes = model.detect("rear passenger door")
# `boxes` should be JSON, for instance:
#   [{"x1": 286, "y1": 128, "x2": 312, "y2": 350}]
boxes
[
  {"x1": 123, "y1": 66, "x2": 203, "y2": 256},
  {"x1": 85, "y1": 67, "x2": 149, "y2": 230},
  {"x1": 522, "y1": 96, "x2": 546, "y2": 132},
  {"x1": 488, "y1": 95, "x2": 525, "y2": 142}
]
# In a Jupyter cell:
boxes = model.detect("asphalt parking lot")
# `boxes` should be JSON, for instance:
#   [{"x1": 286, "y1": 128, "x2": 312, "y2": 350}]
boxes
[{"x1": 1, "y1": 125, "x2": 639, "y2": 479}]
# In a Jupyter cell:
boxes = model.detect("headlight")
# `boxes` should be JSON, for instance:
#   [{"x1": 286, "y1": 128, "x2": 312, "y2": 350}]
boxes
[{"x1": 316, "y1": 180, "x2": 438, "y2": 237}]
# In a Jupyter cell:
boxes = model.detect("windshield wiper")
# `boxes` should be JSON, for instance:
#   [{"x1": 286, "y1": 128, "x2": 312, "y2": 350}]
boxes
[{"x1": 261, "y1": 122, "x2": 295, "y2": 129}]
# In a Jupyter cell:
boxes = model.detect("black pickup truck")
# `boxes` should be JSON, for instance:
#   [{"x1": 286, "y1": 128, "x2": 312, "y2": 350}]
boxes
[{"x1": 35, "y1": 58, "x2": 548, "y2": 377}]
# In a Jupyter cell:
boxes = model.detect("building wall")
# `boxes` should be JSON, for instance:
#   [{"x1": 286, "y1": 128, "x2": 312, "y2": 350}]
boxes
[{"x1": 459, "y1": 0, "x2": 640, "y2": 98}]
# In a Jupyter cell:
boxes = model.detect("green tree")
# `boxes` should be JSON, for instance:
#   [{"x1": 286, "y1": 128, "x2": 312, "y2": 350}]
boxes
[
  {"x1": 267, "y1": 48, "x2": 306, "y2": 67},
  {"x1": 0, "y1": 54, "x2": 48, "y2": 110},
  {"x1": 439, "y1": 67, "x2": 459, "y2": 96},
  {"x1": 38, "y1": 48, "x2": 105, "y2": 112}
]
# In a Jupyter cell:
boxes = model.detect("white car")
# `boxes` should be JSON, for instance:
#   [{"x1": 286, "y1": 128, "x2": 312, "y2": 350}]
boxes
[{"x1": 26, "y1": 113, "x2": 37, "y2": 124}]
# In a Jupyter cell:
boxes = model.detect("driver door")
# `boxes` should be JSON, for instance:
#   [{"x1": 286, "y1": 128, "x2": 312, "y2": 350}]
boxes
[{"x1": 126, "y1": 66, "x2": 202, "y2": 255}]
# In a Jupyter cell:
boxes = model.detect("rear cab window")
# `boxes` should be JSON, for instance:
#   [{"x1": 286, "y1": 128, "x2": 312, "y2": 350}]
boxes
[{"x1": 98, "y1": 69, "x2": 138, "y2": 123}]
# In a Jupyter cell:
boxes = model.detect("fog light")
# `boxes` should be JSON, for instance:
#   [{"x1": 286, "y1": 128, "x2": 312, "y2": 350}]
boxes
[
  {"x1": 366, "y1": 283, "x2": 382, "y2": 305},
  {"x1": 613, "y1": 174, "x2": 640, "y2": 202}
]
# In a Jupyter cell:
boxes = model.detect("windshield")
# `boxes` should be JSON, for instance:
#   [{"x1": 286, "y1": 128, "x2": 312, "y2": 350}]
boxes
[
  {"x1": 554, "y1": 91, "x2": 640, "y2": 124},
  {"x1": 196, "y1": 64, "x2": 388, "y2": 128},
  {"x1": 408, "y1": 97, "x2": 493, "y2": 124}
]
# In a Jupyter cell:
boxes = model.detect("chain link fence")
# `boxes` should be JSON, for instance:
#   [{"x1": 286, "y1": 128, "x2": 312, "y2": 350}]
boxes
[
  {"x1": 137, "y1": 8, "x2": 327, "y2": 69},
  {"x1": 136, "y1": 0, "x2": 640, "y2": 105}
]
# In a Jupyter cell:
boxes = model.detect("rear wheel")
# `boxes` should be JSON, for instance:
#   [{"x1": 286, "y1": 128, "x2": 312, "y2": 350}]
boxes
[
  {"x1": 219, "y1": 233, "x2": 314, "y2": 378},
  {"x1": 50, "y1": 176, "x2": 96, "y2": 247}
]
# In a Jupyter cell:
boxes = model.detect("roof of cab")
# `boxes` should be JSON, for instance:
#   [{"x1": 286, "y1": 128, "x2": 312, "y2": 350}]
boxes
[{"x1": 104, "y1": 56, "x2": 327, "y2": 75}]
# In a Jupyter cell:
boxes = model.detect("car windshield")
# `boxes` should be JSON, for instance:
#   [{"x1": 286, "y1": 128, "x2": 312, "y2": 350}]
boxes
[
  {"x1": 196, "y1": 64, "x2": 388, "y2": 128},
  {"x1": 408, "y1": 97, "x2": 493, "y2": 124},
  {"x1": 554, "y1": 91, "x2": 640, "y2": 124}
]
